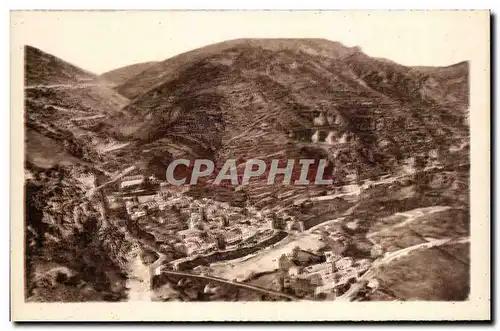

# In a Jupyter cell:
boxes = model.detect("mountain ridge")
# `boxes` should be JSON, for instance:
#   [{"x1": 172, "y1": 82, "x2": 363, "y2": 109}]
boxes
[
  {"x1": 100, "y1": 61, "x2": 158, "y2": 86},
  {"x1": 25, "y1": 45, "x2": 97, "y2": 86},
  {"x1": 109, "y1": 38, "x2": 469, "y2": 206}
]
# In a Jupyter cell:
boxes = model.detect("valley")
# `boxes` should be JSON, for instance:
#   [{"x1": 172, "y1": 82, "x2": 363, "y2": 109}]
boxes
[{"x1": 23, "y1": 39, "x2": 470, "y2": 302}]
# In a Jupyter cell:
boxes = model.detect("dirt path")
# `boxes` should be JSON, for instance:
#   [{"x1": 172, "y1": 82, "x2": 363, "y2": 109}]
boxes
[
  {"x1": 25, "y1": 82, "x2": 114, "y2": 90},
  {"x1": 126, "y1": 252, "x2": 153, "y2": 301},
  {"x1": 367, "y1": 206, "x2": 453, "y2": 239},
  {"x1": 336, "y1": 236, "x2": 470, "y2": 301}
]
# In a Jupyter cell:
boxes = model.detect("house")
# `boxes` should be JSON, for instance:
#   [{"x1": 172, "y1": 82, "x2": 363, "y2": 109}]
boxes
[
  {"x1": 125, "y1": 200, "x2": 137, "y2": 213},
  {"x1": 148, "y1": 174, "x2": 160, "y2": 184},
  {"x1": 313, "y1": 112, "x2": 327, "y2": 126},
  {"x1": 131, "y1": 210, "x2": 146, "y2": 220},
  {"x1": 338, "y1": 132, "x2": 349, "y2": 144},
  {"x1": 325, "y1": 131, "x2": 336, "y2": 145},
  {"x1": 188, "y1": 213, "x2": 203, "y2": 229},
  {"x1": 326, "y1": 113, "x2": 335, "y2": 125},
  {"x1": 106, "y1": 194, "x2": 118, "y2": 204},
  {"x1": 303, "y1": 262, "x2": 335, "y2": 276},
  {"x1": 428, "y1": 149, "x2": 439, "y2": 159},
  {"x1": 401, "y1": 157, "x2": 416, "y2": 175},
  {"x1": 287, "y1": 219, "x2": 305, "y2": 232},
  {"x1": 184, "y1": 240, "x2": 202, "y2": 255},
  {"x1": 240, "y1": 227, "x2": 257, "y2": 241},
  {"x1": 177, "y1": 228, "x2": 201, "y2": 239},
  {"x1": 120, "y1": 175, "x2": 145, "y2": 190},
  {"x1": 367, "y1": 278, "x2": 380, "y2": 290},
  {"x1": 324, "y1": 251, "x2": 340, "y2": 263},
  {"x1": 315, "y1": 282, "x2": 338, "y2": 296},
  {"x1": 157, "y1": 200, "x2": 169, "y2": 211},
  {"x1": 370, "y1": 244, "x2": 384, "y2": 258},
  {"x1": 141, "y1": 200, "x2": 159, "y2": 211},
  {"x1": 270, "y1": 217, "x2": 287, "y2": 230},
  {"x1": 335, "y1": 257, "x2": 353, "y2": 271},
  {"x1": 308, "y1": 273, "x2": 323, "y2": 286},
  {"x1": 223, "y1": 228, "x2": 243, "y2": 246},
  {"x1": 288, "y1": 266, "x2": 301, "y2": 278},
  {"x1": 377, "y1": 138, "x2": 392, "y2": 149},
  {"x1": 311, "y1": 130, "x2": 320, "y2": 143}
]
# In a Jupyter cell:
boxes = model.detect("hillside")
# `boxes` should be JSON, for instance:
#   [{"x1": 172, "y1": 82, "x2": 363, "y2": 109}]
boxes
[
  {"x1": 414, "y1": 61, "x2": 469, "y2": 112},
  {"x1": 24, "y1": 46, "x2": 135, "y2": 302},
  {"x1": 113, "y1": 38, "x2": 469, "y2": 206},
  {"x1": 22, "y1": 39, "x2": 470, "y2": 303},
  {"x1": 116, "y1": 39, "x2": 364, "y2": 99},
  {"x1": 101, "y1": 61, "x2": 158, "y2": 86},
  {"x1": 24, "y1": 45, "x2": 96, "y2": 86},
  {"x1": 25, "y1": 46, "x2": 130, "y2": 169}
]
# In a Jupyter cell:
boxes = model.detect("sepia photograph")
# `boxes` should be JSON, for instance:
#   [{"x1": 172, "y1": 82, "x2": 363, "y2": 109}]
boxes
[{"x1": 10, "y1": 10, "x2": 490, "y2": 321}]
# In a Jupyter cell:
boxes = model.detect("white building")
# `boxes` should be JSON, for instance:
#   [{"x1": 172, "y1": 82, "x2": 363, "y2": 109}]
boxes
[
  {"x1": 338, "y1": 132, "x2": 348, "y2": 144},
  {"x1": 131, "y1": 210, "x2": 146, "y2": 220},
  {"x1": 335, "y1": 257, "x2": 354, "y2": 271},
  {"x1": 303, "y1": 262, "x2": 335, "y2": 277},
  {"x1": 325, "y1": 131, "x2": 335, "y2": 145},
  {"x1": 324, "y1": 251, "x2": 339, "y2": 263},
  {"x1": 288, "y1": 266, "x2": 301, "y2": 278},
  {"x1": 313, "y1": 112, "x2": 327, "y2": 126},
  {"x1": 188, "y1": 213, "x2": 202, "y2": 229},
  {"x1": 120, "y1": 175, "x2": 145, "y2": 190},
  {"x1": 326, "y1": 114, "x2": 335, "y2": 125},
  {"x1": 311, "y1": 130, "x2": 320, "y2": 143}
]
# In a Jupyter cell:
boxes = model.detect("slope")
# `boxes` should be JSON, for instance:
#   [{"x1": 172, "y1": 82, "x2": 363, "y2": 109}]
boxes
[
  {"x1": 24, "y1": 47, "x2": 136, "y2": 301},
  {"x1": 100, "y1": 61, "x2": 158, "y2": 86},
  {"x1": 25, "y1": 45, "x2": 97, "y2": 86},
  {"x1": 113, "y1": 38, "x2": 469, "y2": 208}
]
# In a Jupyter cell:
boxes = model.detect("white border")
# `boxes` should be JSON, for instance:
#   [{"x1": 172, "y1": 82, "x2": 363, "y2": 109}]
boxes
[{"x1": 7, "y1": 6, "x2": 493, "y2": 324}]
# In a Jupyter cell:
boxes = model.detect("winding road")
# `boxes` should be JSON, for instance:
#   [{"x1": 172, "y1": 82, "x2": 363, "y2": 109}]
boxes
[
  {"x1": 336, "y1": 236, "x2": 470, "y2": 301},
  {"x1": 25, "y1": 82, "x2": 114, "y2": 90}
]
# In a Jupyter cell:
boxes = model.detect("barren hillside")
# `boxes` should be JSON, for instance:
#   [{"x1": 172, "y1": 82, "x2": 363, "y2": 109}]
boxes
[
  {"x1": 25, "y1": 45, "x2": 96, "y2": 86},
  {"x1": 113, "y1": 38, "x2": 469, "y2": 205},
  {"x1": 101, "y1": 61, "x2": 158, "y2": 86}
]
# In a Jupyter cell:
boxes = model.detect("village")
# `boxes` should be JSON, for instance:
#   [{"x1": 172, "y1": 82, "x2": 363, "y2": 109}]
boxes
[
  {"x1": 276, "y1": 245, "x2": 376, "y2": 299},
  {"x1": 95, "y1": 166, "x2": 386, "y2": 300},
  {"x1": 104, "y1": 172, "x2": 302, "y2": 257}
]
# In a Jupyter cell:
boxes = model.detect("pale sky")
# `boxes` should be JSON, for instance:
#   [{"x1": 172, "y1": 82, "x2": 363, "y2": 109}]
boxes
[{"x1": 11, "y1": 11, "x2": 488, "y2": 74}]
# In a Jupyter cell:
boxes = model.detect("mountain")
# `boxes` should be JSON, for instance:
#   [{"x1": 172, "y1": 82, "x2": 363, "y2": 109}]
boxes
[
  {"x1": 116, "y1": 39, "x2": 364, "y2": 100},
  {"x1": 413, "y1": 61, "x2": 469, "y2": 112},
  {"x1": 24, "y1": 45, "x2": 96, "y2": 86},
  {"x1": 100, "y1": 61, "x2": 158, "y2": 86},
  {"x1": 24, "y1": 46, "x2": 136, "y2": 302},
  {"x1": 112, "y1": 38, "x2": 469, "y2": 206},
  {"x1": 24, "y1": 45, "x2": 129, "y2": 169},
  {"x1": 22, "y1": 39, "x2": 470, "y2": 302}
]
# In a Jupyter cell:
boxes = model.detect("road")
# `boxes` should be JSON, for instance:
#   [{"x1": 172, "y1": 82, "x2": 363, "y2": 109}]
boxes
[
  {"x1": 25, "y1": 82, "x2": 114, "y2": 90},
  {"x1": 336, "y1": 236, "x2": 470, "y2": 301},
  {"x1": 85, "y1": 165, "x2": 136, "y2": 197},
  {"x1": 159, "y1": 270, "x2": 300, "y2": 301},
  {"x1": 367, "y1": 205, "x2": 453, "y2": 239}
]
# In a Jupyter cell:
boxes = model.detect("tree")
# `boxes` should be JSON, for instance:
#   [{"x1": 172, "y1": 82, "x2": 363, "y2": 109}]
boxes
[{"x1": 291, "y1": 246, "x2": 301, "y2": 260}]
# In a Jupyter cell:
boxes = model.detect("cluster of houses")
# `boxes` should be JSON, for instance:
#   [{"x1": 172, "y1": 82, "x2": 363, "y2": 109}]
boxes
[
  {"x1": 109, "y1": 173, "x2": 297, "y2": 257},
  {"x1": 279, "y1": 248, "x2": 372, "y2": 298},
  {"x1": 174, "y1": 197, "x2": 277, "y2": 255}
]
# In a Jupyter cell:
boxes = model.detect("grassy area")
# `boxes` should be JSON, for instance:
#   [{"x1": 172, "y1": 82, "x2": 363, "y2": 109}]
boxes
[{"x1": 371, "y1": 243, "x2": 470, "y2": 301}]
